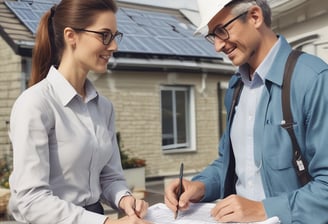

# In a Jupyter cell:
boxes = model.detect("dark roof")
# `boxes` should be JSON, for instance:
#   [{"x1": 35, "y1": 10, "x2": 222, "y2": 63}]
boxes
[{"x1": 0, "y1": 0, "x2": 223, "y2": 60}]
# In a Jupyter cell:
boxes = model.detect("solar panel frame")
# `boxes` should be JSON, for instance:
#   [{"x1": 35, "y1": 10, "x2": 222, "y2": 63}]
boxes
[
  {"x1": 117, "y1": 7, "x2": 218, "y2": 57},
  {"x1": 5, "y1": 1, "x2": 38, "y2": 34},
  {"x1": 20, "y1": 0, "x2": 59, "y2": 4},
  {"x1": 5, "y1": 1, "x2": 222, "y2": 59}
]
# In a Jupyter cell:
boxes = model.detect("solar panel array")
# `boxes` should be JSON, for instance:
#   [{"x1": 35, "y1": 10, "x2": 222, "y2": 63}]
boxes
[
  {"x1": 5, "y1": 1, "x2": 54, "y2": 34},
  {"x1": 5, "y1": 0, "x2": 221, "y2": 59}
]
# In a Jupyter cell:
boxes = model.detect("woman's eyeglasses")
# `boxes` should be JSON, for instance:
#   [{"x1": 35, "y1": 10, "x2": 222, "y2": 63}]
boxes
[
  {"x1": 73, "y1": 28, "x2": 123, "y2": 45},
  {"x1": 205, "y1": 11, "x2": 248, "y2": 44}
]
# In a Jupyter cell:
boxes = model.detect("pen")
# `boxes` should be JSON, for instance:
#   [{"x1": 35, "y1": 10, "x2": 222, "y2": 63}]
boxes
[
  {"x1": 174, "y1": 162, "x2": 184, "y2": 219},
  {"x1": 133, "y1": 197, "x2": 141, "y2": 218}
]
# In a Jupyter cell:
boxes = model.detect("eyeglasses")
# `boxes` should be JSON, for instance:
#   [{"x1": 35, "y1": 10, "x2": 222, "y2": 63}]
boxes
[
  {"x1": 205, "y1": 11, "x2": 248, "y2": 44},
  {"x1": 73, "y1": 28, "x2": 123, "y2": 45}
]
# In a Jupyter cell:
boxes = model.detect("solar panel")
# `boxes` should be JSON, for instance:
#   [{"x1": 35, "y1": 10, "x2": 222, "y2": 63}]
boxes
[
  {"x1": 5, "y1": 1, "x2": 55, "y2": 34},
  {"x1": 20, "y1": 0, "x2": 59, "y2": 3},
  {"x1": 5, "y1": 0, "x2": 222, "y2": 59},
  {"x1": 117, "y1": 8, "x2": 220, "y2": 58}
]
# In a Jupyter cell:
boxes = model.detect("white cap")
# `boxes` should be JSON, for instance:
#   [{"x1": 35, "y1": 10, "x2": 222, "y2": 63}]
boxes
[{"x1": 195, "y1": 0, "x2": 233, "y2": 36}]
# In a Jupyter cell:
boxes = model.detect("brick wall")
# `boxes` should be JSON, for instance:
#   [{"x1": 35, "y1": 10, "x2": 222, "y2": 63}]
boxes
[
  {"x1": 0, "y1": 37, "x2": 22, "y2": 158},
  {"x1": 0, "y1": 36, "x2": 231, "y2": 178},
  {"x1": 89, "y1": 70, "x2": 230, "y2": 177}
]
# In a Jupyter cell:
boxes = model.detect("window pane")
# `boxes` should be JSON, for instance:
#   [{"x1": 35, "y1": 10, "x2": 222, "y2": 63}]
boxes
[
  {"x1": 161, "y1": 90, "x2": 174, "y2": 146},
  {"x1": 175, "y1": 90, "x2": 187, "y2": 144},
  {"x1": 161, "y1": 86, "x2": 192, "y2": 150}
]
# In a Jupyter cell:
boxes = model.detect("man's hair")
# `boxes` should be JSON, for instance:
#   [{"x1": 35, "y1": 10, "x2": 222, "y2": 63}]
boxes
[{"x1": 227, "y1": 0, "x2": 272, "y2": 27}]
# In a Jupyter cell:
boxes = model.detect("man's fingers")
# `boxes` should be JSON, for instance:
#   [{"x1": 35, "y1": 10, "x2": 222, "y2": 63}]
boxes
[
  {"x1": 177, "y1": 191, "x2": 193, "y2": 210},
  {"x1": 164, "y1": 192, "x2": 178, "y2": 211},
  {"x1": 211, "y1": 203, "x2": 233, "y2": 221},
  {"x1": 164, "y1": 178, "x2": 180, "y2": 211}
]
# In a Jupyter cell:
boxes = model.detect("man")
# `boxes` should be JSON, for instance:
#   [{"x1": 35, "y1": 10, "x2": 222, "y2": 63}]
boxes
[{"x1": 164, "y1": 0, "x2": 328, "y2": 223}]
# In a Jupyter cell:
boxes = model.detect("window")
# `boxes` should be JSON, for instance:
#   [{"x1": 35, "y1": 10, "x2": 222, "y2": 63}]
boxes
[{"x1": 160, "y1": 86, "x2": 195, "y2": 152}]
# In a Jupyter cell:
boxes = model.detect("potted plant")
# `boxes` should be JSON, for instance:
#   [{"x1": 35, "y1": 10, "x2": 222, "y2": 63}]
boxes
[{"x1": 116, "y1": 132, "x2": 146, "y2": 192}]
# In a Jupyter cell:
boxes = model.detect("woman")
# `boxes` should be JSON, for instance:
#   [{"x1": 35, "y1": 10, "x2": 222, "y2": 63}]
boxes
[{"x1": 8, "y1": 0, "x2": 150, "y2": 223}]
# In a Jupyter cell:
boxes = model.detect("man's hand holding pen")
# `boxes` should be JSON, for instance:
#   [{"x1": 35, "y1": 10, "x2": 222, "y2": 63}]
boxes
[{"x1": 164, "y1": 164, "x2": 206, "y2": 217}]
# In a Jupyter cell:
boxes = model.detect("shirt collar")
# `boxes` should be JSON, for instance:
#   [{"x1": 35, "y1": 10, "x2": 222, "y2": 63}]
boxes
[
  {"x1": 46, "y1": 66, "x2": 98, "y2": 106},
  {"x1": 238, "y1": 36, "x2": 281, "y2": 88},
  {"x1": 84, "y1": 79, "x2": 98, "y2": 103}
]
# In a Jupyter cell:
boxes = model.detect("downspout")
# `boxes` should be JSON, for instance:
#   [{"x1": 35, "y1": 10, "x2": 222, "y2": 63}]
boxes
[
  {"x1": 21, "y1": 57, "x2": 32, "y2": 91},
  {"x1": 199, "y1": 73, "x2": 207, "y2": 96}
]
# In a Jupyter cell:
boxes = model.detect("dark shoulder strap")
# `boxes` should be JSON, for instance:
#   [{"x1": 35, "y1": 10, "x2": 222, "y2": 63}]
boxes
[
  {"x1": 281, "y1": 50, "x2": 312, "y2": 186},
  {"x1": 228, "y1": 78, "x2": 243, "y2": 123},
  {"x1": 282, "y1": 50, "x2": 303, "y2": 123},
  {"x1": 225, "y1": 78, "x2": 243, "y2": 197}
]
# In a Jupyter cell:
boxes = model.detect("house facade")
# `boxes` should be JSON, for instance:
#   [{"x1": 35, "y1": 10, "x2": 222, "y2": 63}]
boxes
[
  {"x1": 0, "y1": 0, "x2": 235, "y2": 179},
  {"x1": 270, "y1": 0, "x2": 328, "y2": 62},
  {"x1": 0, "y1": 0, "x2": 327, "y2": 180}
]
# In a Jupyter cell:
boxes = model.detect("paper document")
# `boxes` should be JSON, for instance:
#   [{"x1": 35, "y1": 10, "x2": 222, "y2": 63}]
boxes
[{"x1": 145, "y1": 203, "x2": 280, "y2": 224}]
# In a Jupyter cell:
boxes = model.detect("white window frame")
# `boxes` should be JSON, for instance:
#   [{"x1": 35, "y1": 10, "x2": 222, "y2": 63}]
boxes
[{"x1": 160, "y1": 85, "x2": 196, "y2": 153}]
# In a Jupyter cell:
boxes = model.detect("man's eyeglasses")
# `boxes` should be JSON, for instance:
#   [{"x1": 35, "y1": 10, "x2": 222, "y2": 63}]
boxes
[
  {"x1": 205, "y1": 11, "x2": 248, "y2": 44},
  {"x1": 73, "y1": 28, "x2": 123, "y2": 45}
]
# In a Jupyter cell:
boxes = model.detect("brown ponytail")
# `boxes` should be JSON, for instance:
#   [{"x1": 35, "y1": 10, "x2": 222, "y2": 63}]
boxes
[
  {"x1": 29, "y1": 6, "x2": 56, "y2": 87},
  {"x1": 29, "y1": 0, "x2": 118, "y2": 87}
]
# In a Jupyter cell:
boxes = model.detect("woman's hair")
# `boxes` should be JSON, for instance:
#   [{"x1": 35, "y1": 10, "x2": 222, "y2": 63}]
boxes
[
  {"x1": 29, "y1": 0, "x2": 118, "y2": 87},
  {"x1": 227, "y1": 0, "x2": 272, "y2": 27}
]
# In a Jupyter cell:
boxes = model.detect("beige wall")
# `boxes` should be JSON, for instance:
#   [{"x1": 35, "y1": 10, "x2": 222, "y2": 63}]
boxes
[
  {"x1": 89, "y1": 69, "x2": 230, "y2": 177},
  {"x1": 0, "y1": 34, "x2": 231, "y2": 179},
  {"x1": 272, "y1": 0, "x2": 328, "y2": 63},
  {"x1": 279, "y1": 13, "x2": 328, "y2": 63},
  {"x1": 0, "y1": 37, "x2": 22, "y2": 157},
  {"x1": 0, "y1": 35, "x2": 232, "y2": 179}
]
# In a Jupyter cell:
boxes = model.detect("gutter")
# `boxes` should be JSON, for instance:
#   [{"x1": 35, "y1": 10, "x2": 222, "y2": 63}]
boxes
[{"x1": 108, "y1": 57, "x2": 236, "y2": 74}]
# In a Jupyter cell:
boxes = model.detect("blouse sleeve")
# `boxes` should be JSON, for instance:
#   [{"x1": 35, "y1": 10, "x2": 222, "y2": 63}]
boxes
[{"x1": 8, "y1": 90, "x2": 107, "y2": 224}]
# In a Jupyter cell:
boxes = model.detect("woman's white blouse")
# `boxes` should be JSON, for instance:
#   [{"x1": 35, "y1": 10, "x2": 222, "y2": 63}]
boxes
[{"x1": 8, "y1": 66, "x2": 130, "y2": 224}]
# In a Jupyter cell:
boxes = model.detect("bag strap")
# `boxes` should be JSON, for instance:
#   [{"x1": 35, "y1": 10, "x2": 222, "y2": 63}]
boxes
[
  {"x1": 228, "y1": 78, "x2": 243, "y2": 123},
  {"x1": 228, "y1": 50, "x2": 311, "y2": 186},
  {"x1": 281, "y1": 50, "x2": 312, "y2": 186}
]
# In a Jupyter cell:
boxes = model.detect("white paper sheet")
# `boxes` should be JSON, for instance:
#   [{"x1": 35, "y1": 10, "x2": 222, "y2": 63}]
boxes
[{"x1": 144, "y1": 203, "x2": 280, "y2": 224}]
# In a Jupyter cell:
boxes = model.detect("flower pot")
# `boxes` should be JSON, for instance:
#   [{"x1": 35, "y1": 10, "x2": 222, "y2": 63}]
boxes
[
  {"x1": 123, "y1": 167, "x2": 145, "y2": 192},
  {"x1": 0, "y1": 188, "x2": 10, "y2": 215}
]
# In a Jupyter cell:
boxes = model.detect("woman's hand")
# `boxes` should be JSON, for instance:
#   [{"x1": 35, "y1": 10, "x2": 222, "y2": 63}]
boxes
[
  {"x1": 104, "y1": 215, "x2": 152, "y2": 224},
  {"x1": 104, "y1": 195, "x2": 151, "y2": 224},
  {"x1": 119, "y1": 195, "x2": 149, "y2": 218}
]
